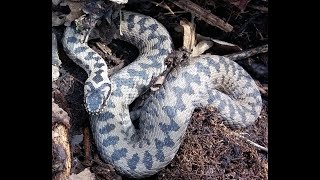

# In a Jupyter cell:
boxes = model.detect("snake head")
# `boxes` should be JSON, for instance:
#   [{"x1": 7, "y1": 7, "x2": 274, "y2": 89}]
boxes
[{"x1": 84, "y1": 82, "x2": 111, "y2": 115}]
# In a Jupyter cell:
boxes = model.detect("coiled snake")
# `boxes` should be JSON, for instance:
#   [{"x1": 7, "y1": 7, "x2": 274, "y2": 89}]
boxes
[{"x1": 62, "y1": 11, "x2": 262, "y2": 178}]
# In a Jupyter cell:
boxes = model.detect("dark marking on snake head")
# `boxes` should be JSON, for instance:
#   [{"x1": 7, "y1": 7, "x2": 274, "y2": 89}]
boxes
[
  {"x1": 102, "y1": 136, "x2": 119, "y2": 147},
  {"x1": 66, "y1": 36, "x2": 78, "y2": 44},
  {"x1": 127, "y1": 153, "x2": 140, "y2": 171},
  {"x1": 85, "y1": 90, "x2": 104, "y2": 113},
  {"x1": 111, "y1": 148, "x2": 128, "y2": 161},
  {"x1": 74, "y1": 46, "x2": 87, "y2": 54},
  {"x1": 143, "y1": 151, "x2": 153, "y2": 170},
  {"x1": 99, "y1": 123, "x2": 116, "y2": 134}
]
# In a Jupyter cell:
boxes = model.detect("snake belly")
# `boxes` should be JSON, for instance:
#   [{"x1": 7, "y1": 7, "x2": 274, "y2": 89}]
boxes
[{"x1": 62, "y1": 11, "x2": 262, "y2": 178}]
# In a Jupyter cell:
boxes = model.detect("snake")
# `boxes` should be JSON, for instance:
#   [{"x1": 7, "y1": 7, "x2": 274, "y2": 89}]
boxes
[{"x1": 62, "y1": 11, "x2": 262, "y2": 178}]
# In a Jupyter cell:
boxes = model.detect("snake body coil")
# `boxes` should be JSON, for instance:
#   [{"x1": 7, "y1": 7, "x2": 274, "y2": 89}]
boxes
[{"x1": 62, "y1": 11, "x2": 262, "y2": 178}]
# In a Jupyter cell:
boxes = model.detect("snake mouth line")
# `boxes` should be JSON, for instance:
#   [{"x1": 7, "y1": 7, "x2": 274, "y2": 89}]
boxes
[{"x1": 85, "y1": 104, "x2": 107, "y2": 115}]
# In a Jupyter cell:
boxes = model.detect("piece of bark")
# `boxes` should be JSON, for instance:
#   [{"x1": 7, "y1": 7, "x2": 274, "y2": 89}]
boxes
[
  {"x1": 169, "y1": 0, "x2": 233, "y2": 32},
  {"x1": 180, "y1": 19, "x2": 196, "y2": 52},
  {"x1": 52, "y1": 99, "x2": 72, "y2": 180}
]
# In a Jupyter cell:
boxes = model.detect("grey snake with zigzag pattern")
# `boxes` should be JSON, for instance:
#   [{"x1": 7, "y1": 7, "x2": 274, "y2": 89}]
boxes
[{"x1": 62, "y1": 11, "x2": 262, "y2": 178}]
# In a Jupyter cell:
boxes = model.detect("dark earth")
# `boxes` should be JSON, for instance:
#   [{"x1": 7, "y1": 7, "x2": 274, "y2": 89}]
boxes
[{"x1": 52, "y1": 0, "x2": 268, "y2": 179}]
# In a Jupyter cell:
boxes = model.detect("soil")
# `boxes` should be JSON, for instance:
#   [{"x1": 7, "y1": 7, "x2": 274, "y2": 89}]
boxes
[{"x1": 52, "y1": 0, "x2": 268, "y2": 179}]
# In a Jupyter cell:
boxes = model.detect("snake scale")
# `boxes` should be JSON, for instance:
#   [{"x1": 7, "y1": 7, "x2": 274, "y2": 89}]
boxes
[{"x1": 62, "y1": 11, "x2": 262, "y2": 178}]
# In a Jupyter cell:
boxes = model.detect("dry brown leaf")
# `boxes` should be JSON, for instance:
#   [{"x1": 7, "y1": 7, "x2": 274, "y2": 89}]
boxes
[{"x1": 69, "y1": 168, "x2": 96, "y2": 180}]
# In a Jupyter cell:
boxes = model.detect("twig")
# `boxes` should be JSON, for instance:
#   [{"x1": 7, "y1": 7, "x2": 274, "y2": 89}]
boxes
[
  {"x1": 83, "y1": 126, "x2": 93, "y2": 166},
  {"x1": 224, "y1": 44, "x2": 268, "y2": 61},
  {"x1": 163, "y1": 10, "x2": 187, "y2": 15},
  {"x1": 169, "y1": 0, "x2": 233, "y2": 32},
  {"x1": 248, "y1": 5, "x2": 268, "y2": 12},
  {"x1": 96, "y1": 42, "x2": 112, "y2": 55},
  {"x1": 234, "y1": 133, "x2": 268, "y2": 152},
  {"x1": 151, "y1": 1, "x2": 175, "y2": 15}
]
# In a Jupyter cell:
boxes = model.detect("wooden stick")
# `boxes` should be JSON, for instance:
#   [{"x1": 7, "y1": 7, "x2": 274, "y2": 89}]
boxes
[
  {"x1": 234, "y1": 132, "x2": 268, "y2": 152},
  {"x1": 224, "y1": 44, "x2": 268, "y2": 61},
  {"x1": 169, "y1": 0, "x2": 233, "y2": 32}
]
